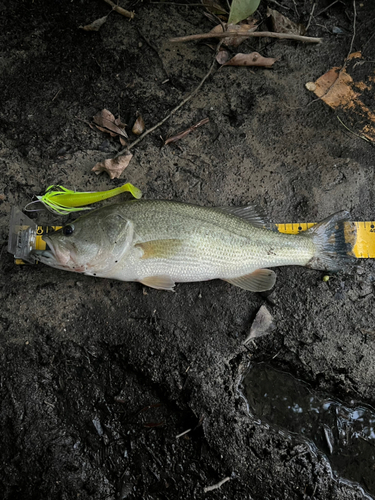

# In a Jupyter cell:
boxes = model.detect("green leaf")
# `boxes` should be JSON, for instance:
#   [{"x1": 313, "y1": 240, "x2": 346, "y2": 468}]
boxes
[{"x1": 228, "y1": 0, "x2": 260, "y2": 25}]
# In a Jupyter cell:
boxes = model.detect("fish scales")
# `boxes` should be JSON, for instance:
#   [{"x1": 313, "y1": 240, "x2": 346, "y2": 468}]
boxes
[
  {"x1": 102, "y1": 201, "x2": 314, "y2": 281},
  {"x1": 33, "y1": 200, "x2": 356, "y2": 292}
]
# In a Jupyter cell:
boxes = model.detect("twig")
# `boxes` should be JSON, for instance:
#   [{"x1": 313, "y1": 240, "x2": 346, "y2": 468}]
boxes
[
  {"x1": 307, "y1": 0, "x2": 357, "y2": 108},
  {"x1": 176, "y1": 428, "x2": 192, "y2": 438},
  {"x1": 114, "y1": 42, "x2": 222, "y2": 158},
  {"x1": 151, "y1": 1, "x2": 206, "y2": 4},
  {"x1": 316, "y1": 0, "x2": 339, "y2": 17},
  {"x1": 345, "y1": 0, "x2": 356, "y2": 63},
  {"x1": 103, "y1": 0, "x2": 135, "y2": 19},
  {"x1": 204, "y1": 477, "x2": 231, "y2": 493},
  {"x1": 136, "y1": 28, "x2": 170, "y2": 78},
  {"x1": 337, "y1": 116, "x2": 373, "y2": 144},
  {"x1": 164, "y1": 117, "x2": 209, "y2": 145},
  {"x1": 291, "y1": 0, "x2": 299, "y2": 18},
  {"x1": 170, "y1": 31, "x2": 322, "y2": 44},
  {"x1": 268, "y1": 0, "x2": 291, "y2": 10},
  {"x1": 306, "y1": 3, "x2": 316, "y2": 32},
  {"x1": 51, "y1": 89, "x2": 61, "y2": 102}
]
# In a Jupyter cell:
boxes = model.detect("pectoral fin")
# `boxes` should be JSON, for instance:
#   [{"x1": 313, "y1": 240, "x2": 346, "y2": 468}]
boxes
[
  {"x1": 224, "y1": 269, "x2": 276, "y2": 292},
  {"x1": 139, "y1": 276, "x2": 176, "y2": 291},
  {"x1": 135, "y1": 239, "x2": 183, "y2": 260}
]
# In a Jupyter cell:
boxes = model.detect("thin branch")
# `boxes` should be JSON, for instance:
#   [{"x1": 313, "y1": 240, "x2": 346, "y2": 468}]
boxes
[
  {"x1": 337, "y1": 116, "x2": 373, "y2": 145},
  {"x1": 114, "y1": 42, "x2": 222, "y2": 158},
  {"x1": 103, "y1": 0, "x2": 135, "y2": 19},
  {"x1": 307, "y1": 0, "x2": 357, "y2": 108},
  {"x1": 345, "y1": 0, "x2": 356, "y2": 63},
  {"x1": 306, "y1": 3, "x2": 316, "y2": 32},
  {"x1": 170, "y1": 30, "x2": 323, "y2": 44},
  {"x1": 204, "y1": 477, "x2": 231, "y2": 493},
  {"x1": 316, "y1": 0, "x2": 339, "y2": 17},
  {"x1": 176, "y1": 428, "x2": 192, "y2": 438}
]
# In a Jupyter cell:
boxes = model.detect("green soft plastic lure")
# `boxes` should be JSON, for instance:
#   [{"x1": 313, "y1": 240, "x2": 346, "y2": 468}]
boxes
[{"x1": 36, "y1": 183, "x2": 142, "y2": 215}]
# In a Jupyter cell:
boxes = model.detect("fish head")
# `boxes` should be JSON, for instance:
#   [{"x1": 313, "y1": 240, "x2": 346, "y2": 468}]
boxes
[{"x1": 34, "y1": 209, "x2": 134, "y2": 275}]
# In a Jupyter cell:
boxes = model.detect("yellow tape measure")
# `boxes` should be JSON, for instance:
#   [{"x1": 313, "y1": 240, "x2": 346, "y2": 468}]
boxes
[
  {"x1": 276, "y1": 221, "x2": 375, "y2": 258},
  {"x1": 14, "y1": 221, "x2": 375, "y2": 265}
]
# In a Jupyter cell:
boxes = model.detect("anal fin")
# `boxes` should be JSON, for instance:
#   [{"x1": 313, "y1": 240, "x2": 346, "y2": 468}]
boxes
[
  {"x1": 224, "y1": 269, "x2": 276, "y2": 292},
  {"x1": 139, "y1": 276, "x2": 176, "y2": 291}
]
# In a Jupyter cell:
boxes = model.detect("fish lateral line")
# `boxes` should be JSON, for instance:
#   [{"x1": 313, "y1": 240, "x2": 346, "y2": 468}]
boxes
[{"x1": 30, "y1": 220, "x2": 372, "y2": 259}]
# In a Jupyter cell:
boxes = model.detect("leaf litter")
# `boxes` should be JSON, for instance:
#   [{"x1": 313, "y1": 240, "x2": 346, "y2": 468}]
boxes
[
  {"x1": 305, "y1": 52, "x2": 375, "y2": 143},
  {"x1": 79, "y1": 15, "x2": 110, "y2": 32},
  {"x1": 244, "y1": 305, "x2": 276, "y2": 344},
  {"x1": 209, "y1": 21, "x2": 258, "y2": 48},
  {"x1": 132, "y1": 115, "x2": 145, "y2": 136},
  {"x1": 93, "y1": 109, "x2": 128, "y2": 145},
  {"x1": 266, "y1": 7, "x2": 306, "y2": 36},
  {"x1": 92, "y1": 153, "x2": 133, "y2": 179},
  {"x1": 218, "y1": 51, "x2": 277, "y2": 68}
]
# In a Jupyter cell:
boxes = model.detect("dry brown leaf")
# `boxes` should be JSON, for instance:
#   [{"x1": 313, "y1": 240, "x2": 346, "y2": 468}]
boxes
[
  {"x1": 132, "y1": 115, "x2": 145, "y2": 135},
  {"x1": 209, "y1": 22, "x2": 257, "y2": 48},
  {"x1": 244, "y1": 305, "x2": 276, "y2": 343},
  {"x1": 80, "y1": 15, "x2": 109, "y2": 32},
  {"x1": 92, "y1": 153, "x2": 133, "y2": 179},
  {"x1": 93, "y1": 109, "x2": 128, "y2": 139},
  {"x1": 266, "y1": 7, "x2": 306, "y2": 35},
  {"x1": 223, "y1": 52, "x2": 276, "y2": 68},
  {"x1": 307, "y1": 53, "x2": 375, "y2": 142}
]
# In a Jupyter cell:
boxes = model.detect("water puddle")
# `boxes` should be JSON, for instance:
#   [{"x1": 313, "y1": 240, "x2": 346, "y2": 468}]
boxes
[{"x1": 241, "y1": 363, "x2": 375, "y2": 496}]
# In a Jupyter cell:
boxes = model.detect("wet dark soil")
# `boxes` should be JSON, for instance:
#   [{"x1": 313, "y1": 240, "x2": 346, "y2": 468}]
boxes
[{"x1": 1, "y1": 0, "x2": 375, "y2": 499}]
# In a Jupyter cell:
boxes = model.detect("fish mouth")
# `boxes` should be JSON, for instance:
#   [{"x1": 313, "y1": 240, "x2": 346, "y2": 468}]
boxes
[{"x1": 32, "y1": 237, "x2": 79, "y2": 272}]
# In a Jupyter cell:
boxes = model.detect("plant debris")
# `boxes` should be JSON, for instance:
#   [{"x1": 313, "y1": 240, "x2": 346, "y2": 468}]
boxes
[
  {"x1": 306, "y1": 52, "x2": 375, "y2": 143},
  {"x1": 132, "y1": 115, "x2": 145, "y2": 136},
  {"x1": 219, "y1": 51, "x2": 277, "y2": 67},
  {"x1": 209, "y1": 21, "x2": 257, "y2": 48},
  {"x1": 93, "y1": 109, "x2": 128, "y2": 145},
  {"x1": 164, "y1": 118, "x2": 209, "y2": 145},
  {"x1": 102, "y1": 0, "x2": 135, "y2": 19},
  {"x1": 244, "y1": 305, "x2": 276, "y2": 344},
  {"x1": 170, "y1": 30, "x2": 322, "y2": 44},
  {"x1": 201, "y1": 0, "x2": 228, "y2": 16},
  {"x1": 79, "y1": 15, "x2": 109, "y2": 32},
  {"x1": 92, "y1": 153, "x2": 133, "y2": 179},
  {"x1": 266, "y1": 7, "x2": 306, "y2": 35}
]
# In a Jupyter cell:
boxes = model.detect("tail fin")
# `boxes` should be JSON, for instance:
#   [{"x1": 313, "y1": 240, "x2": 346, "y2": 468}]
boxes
[{"x1": 305, "y1": 211, "x2": 356, "y2": 271}]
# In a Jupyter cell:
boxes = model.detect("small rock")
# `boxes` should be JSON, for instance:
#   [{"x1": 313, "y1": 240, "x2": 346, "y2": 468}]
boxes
[{"x1": 305, "y1": 81, "x2": 316, "y2": 92}]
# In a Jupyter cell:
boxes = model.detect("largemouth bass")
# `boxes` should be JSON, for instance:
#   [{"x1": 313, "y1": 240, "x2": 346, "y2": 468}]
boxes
[{"x1": 34, "y1": 200, "x2": 356, "y2": 292}]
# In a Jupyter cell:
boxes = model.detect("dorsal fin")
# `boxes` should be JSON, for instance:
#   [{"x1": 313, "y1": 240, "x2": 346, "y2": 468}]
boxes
[{"x1": 214, "y1": 206, "x2": 277, "y2": 231}]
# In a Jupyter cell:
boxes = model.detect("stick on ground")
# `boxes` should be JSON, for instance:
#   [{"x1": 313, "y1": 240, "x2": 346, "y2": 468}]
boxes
[
  {"x1": 170, "y1": 30, "x2": 323, "y2": 44},
  {"x1": 114, "y1": 42, "x2": 222, "y2": 158},
  {"x1": 103, "y1": 0, "x2": 135, "y2": 19}
]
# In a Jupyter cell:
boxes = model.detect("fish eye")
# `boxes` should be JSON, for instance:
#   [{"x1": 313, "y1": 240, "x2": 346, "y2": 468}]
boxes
[{"x1": 63, "y1": 224, "x2": 74, "y2": 236}]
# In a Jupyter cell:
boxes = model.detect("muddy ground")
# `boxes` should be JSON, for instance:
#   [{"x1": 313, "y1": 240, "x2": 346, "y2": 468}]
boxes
[{"x1": 1, "y1": 0, "x2": 375, "y2": 498}]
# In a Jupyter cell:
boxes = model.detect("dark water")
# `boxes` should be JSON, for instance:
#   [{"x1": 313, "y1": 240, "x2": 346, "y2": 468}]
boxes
[{"x1": 242, "y1": 363, "x2": 375, "y2": 496}]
